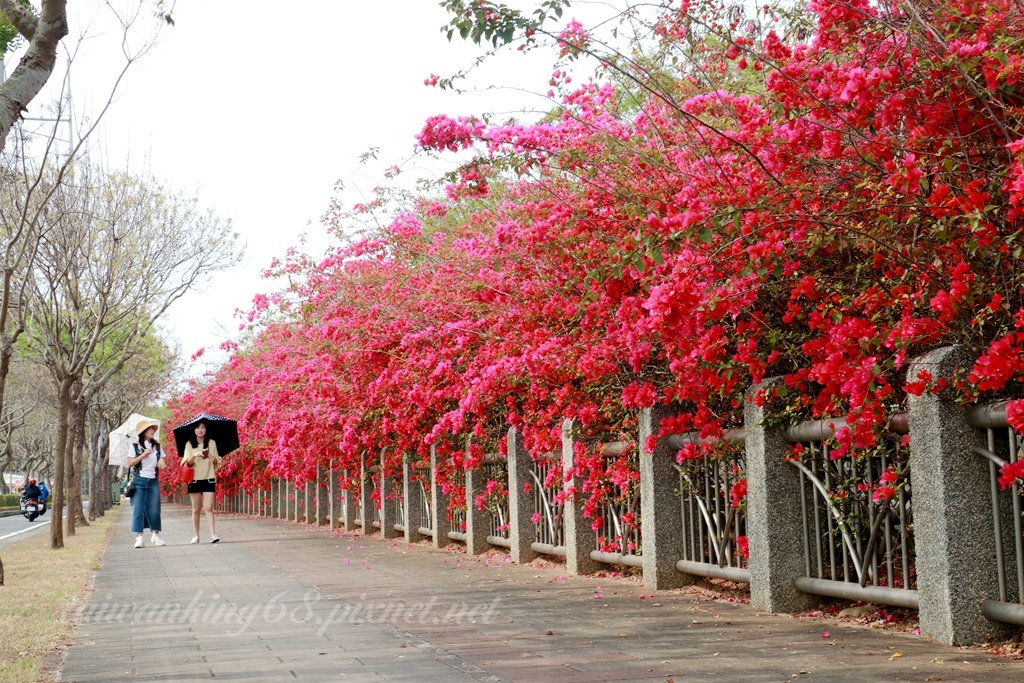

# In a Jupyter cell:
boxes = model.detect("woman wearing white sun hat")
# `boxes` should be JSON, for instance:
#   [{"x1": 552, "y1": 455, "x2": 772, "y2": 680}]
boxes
[{"x1": 127, "y1": 418, "x2": 166, "y2": 548}]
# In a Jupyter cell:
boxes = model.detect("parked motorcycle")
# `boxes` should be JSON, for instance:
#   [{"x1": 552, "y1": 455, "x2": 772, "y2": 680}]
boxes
[{"x1": 20, "y1": 496, "x2": 42, "y2": 521}]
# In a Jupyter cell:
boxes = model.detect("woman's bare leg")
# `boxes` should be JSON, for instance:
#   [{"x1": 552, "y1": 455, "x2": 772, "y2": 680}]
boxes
[
  {"x1": 190, "y1": 492, "x2": 202, "y2": 537},
  {"x1": 203, "y1": 491, "x2": 217, "y2": 537}
]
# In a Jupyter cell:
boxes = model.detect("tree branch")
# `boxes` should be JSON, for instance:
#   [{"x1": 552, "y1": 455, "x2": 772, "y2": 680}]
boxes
[{"x1": 0, "y1": 0, "x2": 38, "y2": 40}]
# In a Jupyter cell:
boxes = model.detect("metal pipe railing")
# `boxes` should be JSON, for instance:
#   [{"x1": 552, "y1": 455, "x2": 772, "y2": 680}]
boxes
[
  {"x1": 968, "y1": 403, "x2": 1024, "y2": 626},
  {"x1": 783, "y1": 413, "x2": 915, "y2": 607}
]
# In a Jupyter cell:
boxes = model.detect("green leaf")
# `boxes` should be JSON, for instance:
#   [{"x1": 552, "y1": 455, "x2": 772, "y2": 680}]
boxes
[{"x1": 698, "y1": 229, "x2": 712, "y2": 244}]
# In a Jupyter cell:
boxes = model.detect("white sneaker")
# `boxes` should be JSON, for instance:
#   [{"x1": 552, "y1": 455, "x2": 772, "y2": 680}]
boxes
[
  {"x1": 153, "y1": 534, "x2": 166, "y2": 547},
  {"x1": 150, "y1": 532, "x2": 157, "y2": 544},
  {"x1": 210, "y1": 535, "x2": 220, "y2": 544},
  {"x1": 134, "y1": 536, "x2": 144, "y2": 549},
  {"x1": 190, "y1": 536, "x2": 200, "y2": 544}
]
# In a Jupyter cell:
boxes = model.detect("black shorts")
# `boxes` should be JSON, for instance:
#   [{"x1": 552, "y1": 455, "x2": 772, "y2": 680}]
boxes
[{"x1": 187, "y1": 479, "x2": 217, "y2": 494}]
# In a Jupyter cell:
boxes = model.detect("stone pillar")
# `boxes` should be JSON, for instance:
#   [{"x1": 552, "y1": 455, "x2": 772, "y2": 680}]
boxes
[
  {"x1": 359, "y1": 459, "x2": 373, "y2": 536},
  {"x1": 745, "y1": 378, "x2": 818, "y2": 613},
  {"x1": 908, "y1": 346, "x2": 1013, "y2": 645},
  {"x1": 430, "y1": 444, "x2": 451, "y2": 549},
  {"x1": 562, "y1": 419, "x2": 600, "y2": 575},
  {"x1": 295, "y1": 483, "x2": 304, "y2": 523},
  {"x1": 507, "y1": 427, "x2": 539, "y2": 564},
  {"x1": 271, "y1": 479, "x2": 280, "y2": 519},
  {"x1": 640, "y1": 406, "x2": 692, "y2": 589},
  {"x1": 465, "y1": 461, "x2": 491, "y2": 555},
  {"x1": 285, "y1": 480, "x2": 292, "y2": 521},
  {"x1": 316, "y1": 467, "x2": 329, "y2": 525},
  {"x1": 329, "y1": 465, "x2": 340, "y2": 529},
  {"x1": 340, "y1": 469, "x2": 357, "y2": 531},
  {"x1": 305, "y1": 482, "x2": 315, "y2": 524},
  {"x1": 403, "y1": 454, "x2": 426, "y2": 543},
  {"x1": 379, "y1": 450, "x2": 403, "y2": 539}
]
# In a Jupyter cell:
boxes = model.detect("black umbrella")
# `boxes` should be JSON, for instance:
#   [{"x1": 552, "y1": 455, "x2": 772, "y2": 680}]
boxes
[{"x1": 173, "y1": 413, "x2": 239, "y2": 457}]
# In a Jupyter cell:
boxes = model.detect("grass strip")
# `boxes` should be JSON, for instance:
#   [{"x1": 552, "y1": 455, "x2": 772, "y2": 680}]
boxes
[{"x1": 0, "y1": 506, "x2": 118, "y2": 683}]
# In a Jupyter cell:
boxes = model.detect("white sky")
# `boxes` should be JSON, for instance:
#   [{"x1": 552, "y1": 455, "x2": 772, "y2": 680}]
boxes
[{"x1": 16, "y1": 0, "x2": 591, "y2": 376}]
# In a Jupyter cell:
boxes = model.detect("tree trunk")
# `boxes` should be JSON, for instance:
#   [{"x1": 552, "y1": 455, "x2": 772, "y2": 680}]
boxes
[
  {"x1": 98, "y1": 427, "x2": 112, "y2": 516},
  {"x1": 88, "y1": 451, "x2": 101, "y2": 520},
  {"x1": 0, "y1": 0, "x2": 70, "y2": 154},
  {"x1": 88, "y1": 415, "x2": 106, "y2": 520},
  {"x1": 65, "y1": 402, "x2": 77, "y2": 536},
  {"x1": 71, "y1": 399, "x2": 88, "y2": 527},
  {"x1": 99, "y1": 415, "x2": 110, "y2": 515},
  {"x1": 49, "y1": 375, "x2": 73, "y2": 549},
  {"x1": 88, "y1": 412, "x2": 98, "y2": 520}
]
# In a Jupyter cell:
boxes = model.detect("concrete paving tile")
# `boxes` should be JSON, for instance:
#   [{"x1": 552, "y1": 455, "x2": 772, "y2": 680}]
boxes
[{"x1": 60, "y1": 505, "x2": 1024, "y2": 683}]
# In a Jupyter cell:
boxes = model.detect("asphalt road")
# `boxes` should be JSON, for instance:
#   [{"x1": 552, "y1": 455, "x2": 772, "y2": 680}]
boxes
[{"x1": 0, "y1": 501, "x2": 89, "y2": 550}]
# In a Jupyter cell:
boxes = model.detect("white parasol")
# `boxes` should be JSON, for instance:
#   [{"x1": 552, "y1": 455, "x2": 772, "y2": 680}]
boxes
[{"x1": 108, "y1": 413, "x2": 160, "y2": 466}]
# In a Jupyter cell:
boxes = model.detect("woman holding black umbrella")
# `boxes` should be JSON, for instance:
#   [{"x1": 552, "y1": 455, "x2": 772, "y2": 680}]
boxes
[{"x1": 181, "y1": 418, "x2": 223, "y2": 543}]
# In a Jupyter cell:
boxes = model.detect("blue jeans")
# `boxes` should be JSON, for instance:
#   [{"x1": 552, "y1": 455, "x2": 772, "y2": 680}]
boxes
[{"x1": 130, "y1": 475, "x2": 161, "y2": 533}]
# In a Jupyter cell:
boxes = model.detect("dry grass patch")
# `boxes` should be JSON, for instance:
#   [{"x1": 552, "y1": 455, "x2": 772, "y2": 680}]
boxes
[{"x1": 0, "y1": 507, "x2": 118, "y2": 683}]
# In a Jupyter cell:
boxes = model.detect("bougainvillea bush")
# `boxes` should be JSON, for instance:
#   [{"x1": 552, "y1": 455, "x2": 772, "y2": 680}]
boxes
[{"x1": 167, "y1": 0, "x2": 1024, "y2": 523}]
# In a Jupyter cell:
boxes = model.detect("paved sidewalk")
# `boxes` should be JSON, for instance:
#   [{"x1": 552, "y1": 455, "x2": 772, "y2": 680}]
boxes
[{"x1": 60, "y1": 504, "x2": 1024, "y2": 682}]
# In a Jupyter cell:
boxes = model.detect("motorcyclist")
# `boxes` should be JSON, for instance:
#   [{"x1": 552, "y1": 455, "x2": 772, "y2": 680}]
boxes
[
  {"x1": 38, "y1": 480, "x2": 49, "y2": 502},
  {"x1": 22, "y1": 478, "x2": 42, "y2": 502}
]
